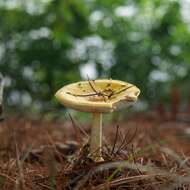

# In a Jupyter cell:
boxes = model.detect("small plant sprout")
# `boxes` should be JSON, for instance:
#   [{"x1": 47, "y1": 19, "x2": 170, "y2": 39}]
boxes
[{"x1": 55, "y1": 79, "x2": 140, "y2": 162}]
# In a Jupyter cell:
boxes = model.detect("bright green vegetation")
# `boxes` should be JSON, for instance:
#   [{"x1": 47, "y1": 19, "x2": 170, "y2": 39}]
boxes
[{"x1": 0, "y1": 0, "x2": 190, "y2": 113}]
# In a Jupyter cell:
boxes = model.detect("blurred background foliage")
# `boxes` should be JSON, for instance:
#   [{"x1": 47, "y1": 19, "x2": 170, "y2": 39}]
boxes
[{"x1": 0, "y1": 0, "x2": 190, "y2": 115}]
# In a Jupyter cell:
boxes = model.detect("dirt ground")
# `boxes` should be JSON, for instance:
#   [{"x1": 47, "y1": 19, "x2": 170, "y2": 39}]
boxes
[{"x1": 0, "y1": 112, "x2": 190, "y2": 189}]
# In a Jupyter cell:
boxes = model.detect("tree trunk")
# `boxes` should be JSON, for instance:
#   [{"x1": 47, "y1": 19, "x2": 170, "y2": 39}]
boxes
[
  {"x1": 0, "y1": 73, "x2": 4, "y2": 122},
  {"x1": 171, "y1": 86, "x2": 180, "y2": 120}
]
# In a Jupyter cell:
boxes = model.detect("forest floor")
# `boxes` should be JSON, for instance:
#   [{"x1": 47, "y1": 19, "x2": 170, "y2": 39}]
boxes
[{"x1": 0, "y1": 112, "x2": 190, "y2": 190}]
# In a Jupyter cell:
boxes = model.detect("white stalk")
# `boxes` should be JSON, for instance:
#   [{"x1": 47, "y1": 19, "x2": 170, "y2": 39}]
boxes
[{"x1": 89, "y1": 112, "x2": 104, "y2": 162}]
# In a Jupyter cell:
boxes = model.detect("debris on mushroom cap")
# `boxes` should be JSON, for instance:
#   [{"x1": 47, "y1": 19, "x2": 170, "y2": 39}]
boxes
[{"x1": 55, "y1": 79, "x2": 140, "y2": 113}]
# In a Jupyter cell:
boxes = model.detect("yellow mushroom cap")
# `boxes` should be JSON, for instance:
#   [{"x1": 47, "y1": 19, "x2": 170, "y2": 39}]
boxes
[{"x1": 55, "y1": 79, "x2": 140, "y2": 113}]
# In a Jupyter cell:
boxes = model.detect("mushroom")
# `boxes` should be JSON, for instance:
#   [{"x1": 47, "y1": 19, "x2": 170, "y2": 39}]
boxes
[{"x1": 55, "y1": 79, "x2": 140, "y2": 162}]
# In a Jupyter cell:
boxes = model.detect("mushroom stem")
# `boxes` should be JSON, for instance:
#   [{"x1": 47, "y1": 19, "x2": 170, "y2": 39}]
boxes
[{"x1": 89, "y1": 112, "x2": 104, "y2": 162}]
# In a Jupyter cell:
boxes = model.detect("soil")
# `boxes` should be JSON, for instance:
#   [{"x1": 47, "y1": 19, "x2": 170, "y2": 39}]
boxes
[{"x1": 0, "y1": 112, "x2": 190, "y2": 189}]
